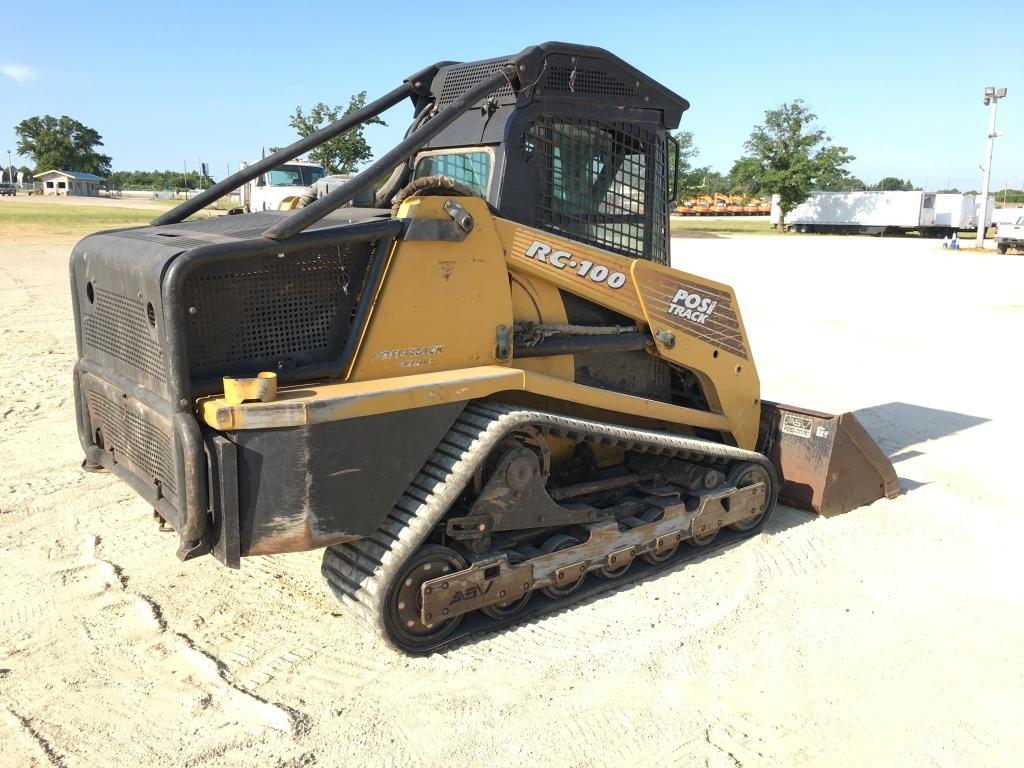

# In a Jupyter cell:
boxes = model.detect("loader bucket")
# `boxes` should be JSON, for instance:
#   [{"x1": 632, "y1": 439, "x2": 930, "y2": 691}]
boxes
[{"x1": 758, "y1": 402, "x2": 901, "y2": 517}]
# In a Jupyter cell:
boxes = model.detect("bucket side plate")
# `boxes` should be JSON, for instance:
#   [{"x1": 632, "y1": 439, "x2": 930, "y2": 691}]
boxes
[{"x1": 759, "y1": 402, "x2": 901, "y2": 517}]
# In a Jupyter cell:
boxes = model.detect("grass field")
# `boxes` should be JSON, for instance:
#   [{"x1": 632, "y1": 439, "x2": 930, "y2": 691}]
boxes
[
  {"x1": 0, "y1": 202, "x2": 156, "y2": 239},
  {"x1": 670, "y1": 216, "x2": 782, "y2": 237}
]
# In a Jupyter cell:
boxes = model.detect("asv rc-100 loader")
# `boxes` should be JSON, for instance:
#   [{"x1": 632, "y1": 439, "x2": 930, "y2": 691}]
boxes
[{"x1": 71, "y1": 42, "x2": 899, "y2": 652}]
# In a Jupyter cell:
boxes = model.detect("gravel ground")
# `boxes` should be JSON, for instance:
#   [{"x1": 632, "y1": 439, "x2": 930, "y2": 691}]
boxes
[{"x1": 1, "y1": 232, "x2": 1021, "y2": 767}]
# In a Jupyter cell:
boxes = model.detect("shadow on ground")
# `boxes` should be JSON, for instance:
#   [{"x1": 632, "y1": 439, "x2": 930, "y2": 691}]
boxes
[
  {"x1": 854, "y1": 402, "x2": 989, "y2": 463},
  {"x1": 853, "y1": 402, "x2": 989, "y2": 492}
]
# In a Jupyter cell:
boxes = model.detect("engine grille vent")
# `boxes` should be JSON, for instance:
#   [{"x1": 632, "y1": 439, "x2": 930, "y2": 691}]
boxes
[
  {"x1": 115, "y1": 230, "x2": 218, "y2": 250},
  {"x1": 541, "y1": 65, "x2": 639, "y2": 98},
  {"x1": 185, "y1": 243, "x2": 374, "y2": 380},
  {"x1": 86, "y1": 386, "x2": 176, "y2": 498},
  {"x1": 437, "y1": 58, "x2": 515, "y2": 108},
  {"x1": 82, "y1": 287, "x2": 165, "y2": 381}
]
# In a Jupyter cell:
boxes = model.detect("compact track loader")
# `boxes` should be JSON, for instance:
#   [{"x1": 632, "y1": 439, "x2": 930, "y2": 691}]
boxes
[{"x1": 71, "y1": 43, "x2": 899, "y2": 652}]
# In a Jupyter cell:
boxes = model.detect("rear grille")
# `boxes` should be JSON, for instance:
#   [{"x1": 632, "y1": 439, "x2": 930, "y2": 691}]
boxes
[
  {"x1": 185, "y1": 243, "x2": 374, "y2": 380},
  {"x1": 115, "y1": 230, "x2": 220, "y2": 250},
  {"x1": 82, "y1": 287, "x2": 165, "y2": 381},
  {"x1": 85, "y1": 386, "x2": 176, "y2": 498},
  {"x1": 437, "y1": 58, "x2": 515, "y2": 108},
  {"x1": 542, "y1": 65, "x2": 639, "y2": 98}
]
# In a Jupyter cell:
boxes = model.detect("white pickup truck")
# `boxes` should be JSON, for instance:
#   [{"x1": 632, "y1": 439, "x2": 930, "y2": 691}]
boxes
[
  {"x1": 994, "y1": 216, "x2": 1024, "y2": 254},
  {"x1": 238, "y1": 159, "x2": 327, "y2": 212}
]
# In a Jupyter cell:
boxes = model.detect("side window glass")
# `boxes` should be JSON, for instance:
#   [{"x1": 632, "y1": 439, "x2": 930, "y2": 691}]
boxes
[{"x1": 414, "y1": 151, "x2": 492, "y2": 197}]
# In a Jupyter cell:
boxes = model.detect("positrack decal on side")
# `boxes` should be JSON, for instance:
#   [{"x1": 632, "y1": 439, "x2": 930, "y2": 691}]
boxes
[
  {"x1": 632, "y1": 262, "x2": 749, "y2": 360},
  {"x1": 666, "y1": 286, "x2": 717, "y2": 325}
]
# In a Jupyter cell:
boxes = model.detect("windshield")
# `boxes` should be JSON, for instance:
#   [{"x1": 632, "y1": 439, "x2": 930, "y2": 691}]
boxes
[
  {"x1": 413, "y1": 150, "x2": 491, "y2": 196},
  {"x1": 266, "y1": 165, "x2": 326, "y2": 187}
]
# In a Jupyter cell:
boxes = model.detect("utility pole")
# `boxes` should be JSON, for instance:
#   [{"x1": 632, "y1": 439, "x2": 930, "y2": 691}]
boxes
[{"x1": 976, "y1": 86, "x2": 1007, "y2": 249}]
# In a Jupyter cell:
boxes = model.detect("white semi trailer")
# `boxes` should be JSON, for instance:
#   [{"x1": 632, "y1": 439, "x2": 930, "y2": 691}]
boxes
[
  {"x1": 770, "y1": 191, "x2": 936, "y2": 234},
  {"x1": 932, "y1": 193, "x2": 978, "y2": 233},
  {"x1": 770, "y1": 191, "x2": 995, "y2": 236}
]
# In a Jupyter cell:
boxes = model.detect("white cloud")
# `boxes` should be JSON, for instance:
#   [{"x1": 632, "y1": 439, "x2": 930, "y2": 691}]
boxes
[{"x1": 1, "y1": 64, "x2": 36, "y2": 84}]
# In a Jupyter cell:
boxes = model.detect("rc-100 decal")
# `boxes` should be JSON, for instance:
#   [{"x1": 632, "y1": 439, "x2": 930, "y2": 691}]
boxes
[{"x1": 523, "y1": 240, "x2": 628, "y2": 290}]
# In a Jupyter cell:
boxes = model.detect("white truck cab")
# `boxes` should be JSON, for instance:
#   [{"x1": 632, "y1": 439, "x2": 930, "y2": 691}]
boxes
[
  {"x1": 239, "y1": 159, "x2": 327, "y2": 212},
  {"x1": 994, "y1": 216, "x2": 1024, "y2": 254}
]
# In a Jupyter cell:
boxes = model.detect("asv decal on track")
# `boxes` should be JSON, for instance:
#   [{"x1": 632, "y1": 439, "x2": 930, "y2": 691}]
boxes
[
  {"x1": 524, "y1": 240, "x2": 627, "y2": 289},
  {"x1": 667, "y1": 287, "x2": 718, "y2": 325}
]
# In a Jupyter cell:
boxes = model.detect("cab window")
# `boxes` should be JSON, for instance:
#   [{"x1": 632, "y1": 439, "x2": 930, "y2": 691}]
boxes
[
  {"x1": 413, "y1": 150, "x2": 492, "y2": 197},
  {"x1": 265, "y1": 165, "x2": 327, "y2": 187}
]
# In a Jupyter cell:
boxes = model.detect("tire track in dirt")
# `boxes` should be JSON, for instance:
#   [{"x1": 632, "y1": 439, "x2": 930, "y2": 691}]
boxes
[
  {"x1": 755, "y1": 522, "x2": 838, "y2": 581},
  {"x1": 83, "y1": 533, "x2": 304, "y2": 736},
  {"x1": 1, "y1": 707, "x2": 69, "y2": 768}
]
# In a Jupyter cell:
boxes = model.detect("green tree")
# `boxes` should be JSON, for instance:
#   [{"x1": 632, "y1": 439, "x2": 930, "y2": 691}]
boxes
[
  {"x1": 699, "y1": 169, "x2": 732, "y2": 195},
  {"x1": 875, "y1": 176, "x2": 913, "y2": 191},
  {"x1": 106, "y1": 169, "x2": 212, "y2": 191},
  {"x1": 2, "y1": 165, "x2": 33, "y2": 183},
  {"x1": 728, "y1": 156, "x2": 763, "y2": 195},
  {"x1": 815, "y1": 175, "x2": 867, "y2": 192},
  {"x1": 668, "y1": 130, "x2": 705, "y2": 200},
  {"x1": 288, "y1": 92, "x2": 385, "y2": 174},
  {"x1": 14, "y1": 115, "x2": 112, "y2": 176},
  {"x1": 730, "y1": 100, "x2": 854, "y2": 226}
]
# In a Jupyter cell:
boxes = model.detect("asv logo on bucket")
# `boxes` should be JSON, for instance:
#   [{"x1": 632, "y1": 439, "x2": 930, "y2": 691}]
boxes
[
  {"x1": 524, "y1": 240, "x2": 627, "y2": 290},
  {"x1": 667, "y1": 287, "x2": 718, "y2": 325}
]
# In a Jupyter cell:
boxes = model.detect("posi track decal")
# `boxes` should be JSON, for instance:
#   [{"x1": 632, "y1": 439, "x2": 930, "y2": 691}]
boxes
[
  {"x1": 667, "y1": 287, "x2": 717, "y2": 325},
  {"x1": 373, "y1": 345, "x2": 445, "y2": 368},
  {"x1": 632, "y1": 262, "x2": 750, "y2": 360}
]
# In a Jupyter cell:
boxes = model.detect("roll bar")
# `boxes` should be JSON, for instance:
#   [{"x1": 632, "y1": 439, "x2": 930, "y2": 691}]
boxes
[
  {"x1": 154, "y1": 49, "x2": 531, "y2": 237},
  {"x1": 262, "y1": 62, "x2": 522, "y2": 241},
  {"x1": 152, "y1": 63, "x2": 442, "y2": 227}
]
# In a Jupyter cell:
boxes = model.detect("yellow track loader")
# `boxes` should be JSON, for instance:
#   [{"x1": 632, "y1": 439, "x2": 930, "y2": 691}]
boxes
[{"x1": 71, "y1": 42, "x2": 898, "y2": 653}]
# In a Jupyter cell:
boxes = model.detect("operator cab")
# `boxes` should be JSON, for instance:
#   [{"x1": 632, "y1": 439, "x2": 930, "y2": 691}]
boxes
[{"x1": 407, "y1": 44, "x2": 689, "y2": 265}]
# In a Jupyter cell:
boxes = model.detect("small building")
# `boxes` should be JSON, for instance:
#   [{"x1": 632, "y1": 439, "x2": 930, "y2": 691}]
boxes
[{"x1": 36, "y1": 170, "x2": 104, "y2": 196}]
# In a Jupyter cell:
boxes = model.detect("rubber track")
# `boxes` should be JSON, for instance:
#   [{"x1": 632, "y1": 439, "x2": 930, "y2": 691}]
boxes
[{"x1": 322, "y1": 402, "x2": 777, "y2": 654}]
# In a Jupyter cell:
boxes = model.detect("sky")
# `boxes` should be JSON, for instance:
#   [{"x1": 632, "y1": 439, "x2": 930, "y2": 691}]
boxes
[{"x1": 1, "y1": 0, "x2": 1020, "y2": 192}]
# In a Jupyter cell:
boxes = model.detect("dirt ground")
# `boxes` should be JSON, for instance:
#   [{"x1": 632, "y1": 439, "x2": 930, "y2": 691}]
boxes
[
  {"x1": 0, "y1": 193, "x2": 177, "y2": 211},
  {"x1": 1, "y1": 229, "x2": 1022, "y2": 767}
]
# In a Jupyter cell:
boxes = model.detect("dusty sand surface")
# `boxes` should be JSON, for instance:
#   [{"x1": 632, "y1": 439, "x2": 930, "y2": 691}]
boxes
[{"x1": 1, "y1": 232, "x2": 1022, "y2": 767}]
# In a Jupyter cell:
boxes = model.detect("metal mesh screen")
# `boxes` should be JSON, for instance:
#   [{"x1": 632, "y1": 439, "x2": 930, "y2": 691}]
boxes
[
  {"x1": 529, "y1": 116, "x2": 668, "y2": 264},
  {"x1": 82, "y1": 287, "x2": 166, "y2": 381},
  {"x1": 185, "y1": 243, "x2": 375, "y2": 380},
  {"x1": 85, "y1": 386, "x2": 176, "y2": 498},
  {"x1": 541, "y1": 64, "x2": 640, "y2": 98},
  {"x1": 437, "y1": 58, "x2": 515, "y2": 108}
]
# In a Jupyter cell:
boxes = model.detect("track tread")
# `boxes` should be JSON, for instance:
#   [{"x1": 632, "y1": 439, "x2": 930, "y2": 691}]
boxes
[{"x1": 322, "y1": 402, "x2": 776, "y2": 653}]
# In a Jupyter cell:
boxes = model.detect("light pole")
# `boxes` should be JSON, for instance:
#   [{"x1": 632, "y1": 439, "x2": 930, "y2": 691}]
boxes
[
  {"x1": 6, "y1": 150, "x2": 10, "y2": 186},
  {"x1": 976, "y1": 86, "x2": 1007, "y2": 249}
]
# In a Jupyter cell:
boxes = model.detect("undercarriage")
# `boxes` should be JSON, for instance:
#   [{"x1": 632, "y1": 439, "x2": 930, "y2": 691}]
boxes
[{"x1": 322, "y1": 402, "x2": 777, "y2": 653}]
